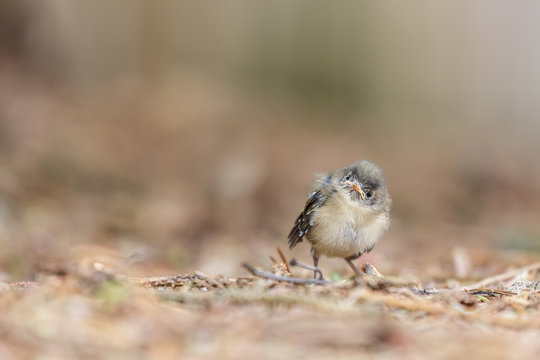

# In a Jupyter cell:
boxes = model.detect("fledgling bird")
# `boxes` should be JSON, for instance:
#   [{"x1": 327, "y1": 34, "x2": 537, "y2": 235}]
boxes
[{"x1": 288, "y1": 160, "x2": 391, "y2": 278}]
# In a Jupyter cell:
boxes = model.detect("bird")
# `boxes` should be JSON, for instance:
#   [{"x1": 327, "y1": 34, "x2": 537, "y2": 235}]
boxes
[{"x1": 288, "y1": 160, "x2": 391, "y2": 278}]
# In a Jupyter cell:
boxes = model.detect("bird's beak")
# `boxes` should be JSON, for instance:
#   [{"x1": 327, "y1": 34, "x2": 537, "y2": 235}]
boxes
[{"x1": 345, "y1": 180, "x2": 366, "y2": 199}]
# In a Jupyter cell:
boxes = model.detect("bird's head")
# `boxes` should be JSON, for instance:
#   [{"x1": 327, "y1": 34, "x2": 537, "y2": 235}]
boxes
[{"x1": 336, "y1": 160, "x2": 390, "y2": 210}]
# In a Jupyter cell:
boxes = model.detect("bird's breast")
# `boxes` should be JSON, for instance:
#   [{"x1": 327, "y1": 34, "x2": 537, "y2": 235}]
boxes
[{"x1": 307, "y1": 194, "x2": 389, "y2": 258}]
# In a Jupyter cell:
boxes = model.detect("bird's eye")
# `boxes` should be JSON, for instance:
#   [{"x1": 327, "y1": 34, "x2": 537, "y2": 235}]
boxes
[
  {"x1": 365, "y1": 191, "x2": 373, "y2": 198},
  {"x1": 344, "y1": 174, "x2": 352, "y2": 181}
]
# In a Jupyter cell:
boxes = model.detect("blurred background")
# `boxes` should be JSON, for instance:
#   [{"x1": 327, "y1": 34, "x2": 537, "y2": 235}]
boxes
[{"x1": 1, "y1": 1, "x2": 539, "y2": 281}]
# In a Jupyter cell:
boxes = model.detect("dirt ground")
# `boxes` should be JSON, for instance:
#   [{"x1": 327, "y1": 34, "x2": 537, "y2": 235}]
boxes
[{"x1": 1, "y1": 62, "x2": 540, "y2": 359}]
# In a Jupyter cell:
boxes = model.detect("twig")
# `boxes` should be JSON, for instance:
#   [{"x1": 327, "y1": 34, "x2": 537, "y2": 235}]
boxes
[
  {"x1": 8, "y1": 281, "x2": 39, "y2": 289},
  {"x1": 289, "y1": 258, "x2": 324, "y2": 280},
  {"x1": 506, "y1": 280, "x2": 540, "y2": 294},
  {"x1": 242, "y1": 263, "x2": 331, "y2": 285},
  {"x1": 276, "y1": 248, "x2": 291, "y2": 273},
  {"x1": 464, "y1": 261, "x2": 540, "y2": 290},
  {"x1": 467, "y1": 288, "x2": 516, "y2": 297}
]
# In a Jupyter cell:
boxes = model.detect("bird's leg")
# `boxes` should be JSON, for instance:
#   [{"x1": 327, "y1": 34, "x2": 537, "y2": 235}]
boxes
[
  {"x1": 345, "y1": 256, "x2": 364, "y2": 278},
  {"x1": 312, "y1": 252, "x2": 322, "y2": 280}
]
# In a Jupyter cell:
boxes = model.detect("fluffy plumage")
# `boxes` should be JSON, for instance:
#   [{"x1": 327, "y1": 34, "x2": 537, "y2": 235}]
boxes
[{"x1": 288, "y1": 160, "x2": 391, "y2": 278}]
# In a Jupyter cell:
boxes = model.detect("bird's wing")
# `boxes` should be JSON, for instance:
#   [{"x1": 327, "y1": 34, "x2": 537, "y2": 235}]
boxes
[{"x1": 288, "y1": 190, "x2": 326, "y2": 249}]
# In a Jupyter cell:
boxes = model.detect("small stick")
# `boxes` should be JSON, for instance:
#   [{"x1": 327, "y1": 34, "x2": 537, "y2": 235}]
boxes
[
  {"x1": 276, "y1": 248, "x2": 291, "y2": 273},
  {"x1": 289, "y1": 258, "x2": 324, "y2": 280},
  {"x1": 464, "y1": 261, "x2": 540, "y2": 290},
  {"x1": 242, "y1": 263, "x2": 331, "y2": 285},
  {"x1": 467, "y1": 288, "x2": 516, "y2": 297}
]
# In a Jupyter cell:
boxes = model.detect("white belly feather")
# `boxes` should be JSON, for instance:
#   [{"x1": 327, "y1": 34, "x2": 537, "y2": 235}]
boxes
[{"x1": 307, "y1": 193, "x2": 389, "y2": 258}]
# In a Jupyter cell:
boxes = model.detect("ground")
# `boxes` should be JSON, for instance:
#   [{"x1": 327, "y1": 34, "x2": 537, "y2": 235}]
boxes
[
  {"x1": 2, "y1": 249, "x2": 539, "y2": 359},
  {"x1": 0, "y1": 65, "x2": 539, "y2": 359}
]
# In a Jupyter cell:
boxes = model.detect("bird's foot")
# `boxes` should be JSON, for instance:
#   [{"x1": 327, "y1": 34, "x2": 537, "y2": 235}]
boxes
[{"x1": 289, "y1": 258, "x2": 325, "y2": 280}]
